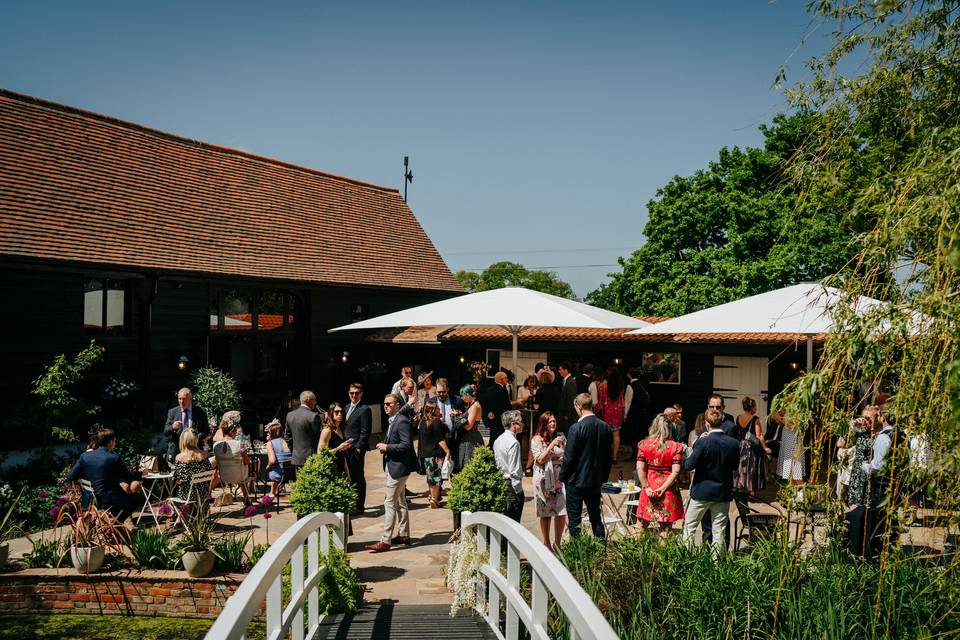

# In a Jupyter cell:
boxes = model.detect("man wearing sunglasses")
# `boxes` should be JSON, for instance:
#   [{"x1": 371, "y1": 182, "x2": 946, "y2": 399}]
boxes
[
  {"x1": 344, "y1": 383, "x2": 372, "y2": 515},
  {"x1": 367, "y1": 393, "x2": 417, "y2": 553}
]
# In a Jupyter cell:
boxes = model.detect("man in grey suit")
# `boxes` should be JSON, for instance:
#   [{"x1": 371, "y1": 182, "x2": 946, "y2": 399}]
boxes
[
  {"x1": 558, "y1": 362, "x2": 579, "y2": 434},
  {"x1": 366, "y1": 393, "x2": 417, "y2": 553},
  {"x1": 284, "y1": 390, "x2": 322, "y2": 476},
  {"x1": 158, "y1": 387, "x2": 209, "y2": 467}
]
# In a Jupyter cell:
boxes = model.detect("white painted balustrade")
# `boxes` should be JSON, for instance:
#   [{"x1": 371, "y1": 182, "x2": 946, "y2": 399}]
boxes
[
  {"x1": 462, "y1": 511, "x2": 618, "y2": 640},
  {"x1": 204, "y1": 512, "x2": 345, "y2": 640}
]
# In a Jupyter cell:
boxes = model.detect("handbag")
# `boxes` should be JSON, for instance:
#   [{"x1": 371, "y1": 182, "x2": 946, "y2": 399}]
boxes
[
  {"x1": 139, "y1": 455, "x2": 159, "y2": 473},
  {"x1": 744, "y1": 417, "x2": 761, "y2": 447},
  {"x1": 440, "y1": 456, "x2": 453, "y2": 481}
]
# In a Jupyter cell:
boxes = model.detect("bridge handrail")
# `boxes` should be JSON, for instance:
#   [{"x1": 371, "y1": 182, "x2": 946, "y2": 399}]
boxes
[
  {"x1": 462, "y1": 511, "x2": 618, "y2": 640},
  {"x1": 204, "y1": 511, "x2": 345, "y2": 640}
]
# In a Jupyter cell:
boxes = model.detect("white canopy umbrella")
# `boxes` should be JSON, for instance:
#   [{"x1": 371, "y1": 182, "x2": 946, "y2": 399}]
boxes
[
  {"x1": 626, "y1": 283, "x2": 884, "y2": 369},
  {"x1": 330, "y1": 287, "x2": 650, "y2": 395}
]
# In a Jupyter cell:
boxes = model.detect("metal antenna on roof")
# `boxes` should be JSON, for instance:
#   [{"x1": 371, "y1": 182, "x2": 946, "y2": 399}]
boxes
[{"x1": 403, "y1": 156, "x2": 413, "y2": 202}]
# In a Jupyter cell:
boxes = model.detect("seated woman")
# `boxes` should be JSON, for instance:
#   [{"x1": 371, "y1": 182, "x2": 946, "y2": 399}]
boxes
[
  {"x1": 172, "y1": 429, "x2": 213, "y2": 503},
  {"x1": 212, "y1": 410, "x2": 242, "y2": 443},
  {"x1": 212, "y1": 416, "x2": 251, "y2": 505},
  {"x1": 265, "y1": 419, "x2": 293, "y2": 501}
]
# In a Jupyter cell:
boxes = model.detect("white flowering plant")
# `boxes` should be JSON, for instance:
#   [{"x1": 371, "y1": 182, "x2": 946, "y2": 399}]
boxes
[
  {"x1": 103, "y1": 376, "x2": 139, "y2": 401},
  {"x1": 444, "y1": 527, "x2": 488, "y2": 616}
]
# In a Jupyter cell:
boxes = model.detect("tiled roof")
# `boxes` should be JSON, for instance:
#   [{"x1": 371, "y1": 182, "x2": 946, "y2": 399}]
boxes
[
  {"x1": 0, "y1": 89, "x2": 462, "y2": 292},
  {"x1": 442, "y1": 323, "x2": 826, "y2": 345}
]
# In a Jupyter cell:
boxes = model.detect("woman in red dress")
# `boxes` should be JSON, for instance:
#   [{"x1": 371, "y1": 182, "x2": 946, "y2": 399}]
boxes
[{"x1": 636, "y1": 413, "x2": 685, "y2": 534}]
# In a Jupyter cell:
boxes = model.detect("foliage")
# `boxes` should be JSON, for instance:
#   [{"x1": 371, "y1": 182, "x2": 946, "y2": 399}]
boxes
[
  {"x1": 357, "y1": 361, "x2": 387, "y2": 381},
  {"x1": 212, "y1": 532, "x2": 252, "y2": 573},
  {"x1": 22, "y1": 536, "x2": 69, "y2": 568},
  {"x1": 447, "y1": 447, "x2": 508, "y2": 515},
  {"x1": 556, "y1": 535, "x2": 959, "y2": 639},
  {"x1": 250, "y1": 543, "x2": 268, "y2": 566},
  {"x1": 13, "y1": 484, "x2": 62, "y2": 532},
  {"x1": 112, "y1": 417, "x2": 158, "y2": 468},
  {"x1": 455, "y1": 261, "x2": 576, "y2": 299},
  {"x1": 0, "y1": 614, "x2": 264, "y2": 640},
  {"x1": 316, "y1": 547, "x2": 363, "y2": 614},
  {"x1": 289, "y1": 448, "x2": 357, "y2": 518},
  {"x1": 444, "y1": 527, "x2": 488, "y2": 615},
  {"x1": 178, "y1": 502, "x2": 219, "y2": 551},
  {"x1": 102, "y1": 376, "x2": 139, "y2": 401},
  {"x1": 0, "y1": 485, "x2": 24, "y2": 543},
  {"x1": 774, "y1": 0, "x2": 960, "y2": 552},
  {"x1": 586, "y1": 112, "x2": 858, "y2": 316},
  {"x1": 190, "y1": 367, "x2": 242, "y2": 427},
  {"x1": 53, "y1": 496, "x2": 129, "y2": 550},
  {"x1": 31, "y1": 340, "x2": 105, "y2": 443},
  {"x1": 129, "y1": 528, "x2": 179, "y2": 570}
]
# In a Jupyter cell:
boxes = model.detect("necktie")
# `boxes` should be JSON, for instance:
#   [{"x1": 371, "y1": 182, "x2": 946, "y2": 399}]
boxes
[
  {"x1": 184, "y1": 408, "x2": 191, "y2": 428},
  {"x1": 347, "y1": 404, "x2": 355, "y2": 420}
]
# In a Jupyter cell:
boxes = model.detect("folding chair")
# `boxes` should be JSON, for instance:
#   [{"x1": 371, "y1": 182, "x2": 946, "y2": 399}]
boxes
[
  {"x1": 168, "y1": 469, "x2": 215, "y2": 526},
  {"x1": 78, "y1": 478, "x2": 98, "y2": 508}
]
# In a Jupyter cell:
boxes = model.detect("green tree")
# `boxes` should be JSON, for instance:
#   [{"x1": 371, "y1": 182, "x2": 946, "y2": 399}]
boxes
[
  {"x1": 455, "y1": 261, "x2": 575, "y2": 299},
  {"x1": 586, "y1": 112, "x2": 859, "y2": 316},
  {"x1": 32, "y1": 340, "x2": 105, "y2": 443}
]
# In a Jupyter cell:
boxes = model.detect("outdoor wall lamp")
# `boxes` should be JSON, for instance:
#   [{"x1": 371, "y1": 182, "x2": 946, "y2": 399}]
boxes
[
  {"x1": 177, "y1": 355, "x2": 189, "y2": 371},
  {"x1": 341, "y1": 350, "x2": 349, "y2": 364},
  {"x1": 613, "y1": 357, "x2": 623, "y2": 365},
  {"x1": 459, "y1": 355, "x2": 466, "y2": 364},
  {"x1": 789, "y1": 361, "x2": 799, "y2": 370}
]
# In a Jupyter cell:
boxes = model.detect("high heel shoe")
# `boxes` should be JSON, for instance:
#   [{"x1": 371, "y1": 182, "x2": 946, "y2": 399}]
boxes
[{"x1": 429, "y1": 497, "x2": 439, "y2": 509}]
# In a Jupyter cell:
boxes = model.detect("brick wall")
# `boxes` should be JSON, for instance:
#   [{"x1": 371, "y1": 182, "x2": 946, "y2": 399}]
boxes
[{"x1": 0, "y1": 569, "x2": 250, "y2": 618}]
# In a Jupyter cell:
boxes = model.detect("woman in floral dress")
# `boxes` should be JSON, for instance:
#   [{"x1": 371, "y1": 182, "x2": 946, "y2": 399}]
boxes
[
  {"x1": 636, "y1": 414, "x2": 684, "y2": 534},
  {"x1": 531, "y1": 412, "x2": 566, "y2": 551}
]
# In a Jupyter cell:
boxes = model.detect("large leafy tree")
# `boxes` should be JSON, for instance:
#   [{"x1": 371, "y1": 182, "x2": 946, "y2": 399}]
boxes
[
  {"x1": 455, "y1": 261, "x2": 575, "y2": 299},
  {"x1": 586, "y1": 112, "x2": 859, "y2": 316}
]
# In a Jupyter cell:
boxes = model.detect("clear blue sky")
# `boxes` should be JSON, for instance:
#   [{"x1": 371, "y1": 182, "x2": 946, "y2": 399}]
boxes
[{"x1": 0, "y1": 1, "x2": 826, "y2": 297}]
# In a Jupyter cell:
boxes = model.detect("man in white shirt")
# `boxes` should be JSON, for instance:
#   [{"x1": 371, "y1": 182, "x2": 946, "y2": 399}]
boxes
[
  {"x1": 390, "y1": 365, "x2": 413, "y2": 396},
  {"x1": 493, "y1": 409, "x2": 525, "y2": 522}
]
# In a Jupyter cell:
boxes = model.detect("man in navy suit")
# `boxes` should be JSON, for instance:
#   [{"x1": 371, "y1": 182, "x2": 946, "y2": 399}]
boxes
[
  {"x1": 558, "y1": 362, "x2": 579, "y2": 433},
  {"x1": 681, "y1": 407, "x2": 740, "y2": 555},
  {"x1": 67, "y1": 429, "x2": 144, "y2": 522},
  {"x1": 344, "y1": 382, "x2": 372, "y2": 515},
  {"x1": 482, "y1": 371, "x2": 511, "y2": 445},
  {"x1": 366, "y1": 393, "x2": 418, "y2": 553},
  {"x1": 561, "y1": 393, "x2": 613, "y2": 539},
  {"x1": 158, "y1": 388, "x2": 209, "y2": 466}
]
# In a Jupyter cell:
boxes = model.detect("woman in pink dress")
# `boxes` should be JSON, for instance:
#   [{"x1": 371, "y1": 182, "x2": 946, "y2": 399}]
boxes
[
  {"x1": 595, "y1": 367, "x2": 625, "y2": 462},
  {"x1": 636, "y1": 414, "x2": 685, "y2": 534}
]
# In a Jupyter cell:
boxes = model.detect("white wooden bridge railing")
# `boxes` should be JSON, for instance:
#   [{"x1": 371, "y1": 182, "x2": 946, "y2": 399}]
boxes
[
  {"x1": 204, "y1": 512, "x2": 345, "y2": 640},
  {"x1": 462, "y1": 511, "x2": 618, "y2": 640}
]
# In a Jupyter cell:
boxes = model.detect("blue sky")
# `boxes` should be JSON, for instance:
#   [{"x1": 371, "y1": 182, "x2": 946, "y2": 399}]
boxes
[{"x1": 0, "y1": 1, "x2": 826, "y2": 296}]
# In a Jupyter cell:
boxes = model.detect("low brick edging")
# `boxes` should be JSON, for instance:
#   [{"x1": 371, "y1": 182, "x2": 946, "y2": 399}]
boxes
[{"x1": 0, "y1": 568, "x2": 248, "y2": 618}]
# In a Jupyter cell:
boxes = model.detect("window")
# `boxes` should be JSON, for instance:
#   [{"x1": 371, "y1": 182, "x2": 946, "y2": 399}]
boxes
[
  {"x1": 258, "y1": 291, "x2": 285, "y2": 331},
  {"x1": 84, "y1": 278, "x2": 128, "y2": 335},
  {"x1": 222, "y1": 289, "x2": 252, "y2": 332},
  {"x1": 351, "y1": 303, "x2": 369, "y2": 323},
  {"x1": 210, "y1": 289, "x2": 297, "y2": 333}
]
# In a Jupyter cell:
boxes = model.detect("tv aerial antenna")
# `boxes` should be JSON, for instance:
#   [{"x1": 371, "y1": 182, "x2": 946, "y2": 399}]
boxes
[{"x1": 403, "y1": 156, "x2": 413, "y2": 202}]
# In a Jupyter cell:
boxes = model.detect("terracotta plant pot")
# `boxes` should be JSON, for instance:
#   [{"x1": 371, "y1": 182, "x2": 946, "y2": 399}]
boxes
[
  {"x1": 182, "y1": 549, "x2": 215, "y2": 578},
  {"x1": 0, "y1": 542, "x2": 8, "y2": 567},
  {"x1": 71, "y1": 545, "x2": 105, "y2": 574}
]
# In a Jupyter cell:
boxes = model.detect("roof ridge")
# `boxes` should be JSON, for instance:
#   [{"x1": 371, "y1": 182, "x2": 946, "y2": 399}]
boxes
[{"x1": 0, "y1": 87, "x2": 401, "y2": 194}]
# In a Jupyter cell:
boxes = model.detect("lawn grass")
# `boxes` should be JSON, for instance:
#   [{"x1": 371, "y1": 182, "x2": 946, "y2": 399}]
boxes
[{"x1": 0, "y1": 614, "x2": 265, "y2": 640}]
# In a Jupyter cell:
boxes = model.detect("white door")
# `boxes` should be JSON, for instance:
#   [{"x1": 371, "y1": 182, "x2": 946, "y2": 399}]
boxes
[{"x1": 713, "y1": 356, "x2": 769, "y2": 424}]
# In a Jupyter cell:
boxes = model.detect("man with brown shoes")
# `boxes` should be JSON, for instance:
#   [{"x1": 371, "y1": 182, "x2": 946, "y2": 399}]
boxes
[{"x1": 366, "y1": 393, "x2": 417, "y2": 553}]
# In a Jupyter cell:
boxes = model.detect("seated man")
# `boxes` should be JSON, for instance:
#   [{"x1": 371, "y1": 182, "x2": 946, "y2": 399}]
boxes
[{"x1": 66, "y1": 428, "x2": 145, "y2": 522}]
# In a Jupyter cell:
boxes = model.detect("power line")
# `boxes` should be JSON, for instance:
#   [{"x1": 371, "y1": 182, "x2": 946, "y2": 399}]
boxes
[
  {"x1": 443, "y1": 246, "x2": 638, "y2": 257},
  {"x1": 456, "y1": 263, "x2": 619, "y2": 271}
]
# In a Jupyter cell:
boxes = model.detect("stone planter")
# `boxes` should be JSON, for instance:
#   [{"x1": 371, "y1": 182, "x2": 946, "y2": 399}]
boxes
[
  {"x1": 0, "y1": 542, "x2": 8, "y2": 567},
  {"x1": 182, "y1": 549, "x2": 215, "y2": 578},
  {"x1": 71, "y1": 545, "x2": 105, "y2": 574}
]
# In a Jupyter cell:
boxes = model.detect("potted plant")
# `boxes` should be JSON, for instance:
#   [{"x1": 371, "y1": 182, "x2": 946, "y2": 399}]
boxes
[
  {"x1": 447, "y1": 447, "x2": 508, "y2": 531},
  {"x1": 191, "y1": 367, "x2": 242, "y2": 430},
  {"x1": 179, "y1": 503, "x2": 218, "y2": 577},
  {"x1": 54, "y1": 496, "x2": 128, "y2": 574},
  {"x1": 0, "y1": 485, "x2": 25, "y2": 566},
  {"x1": 289, "y1": 448, "x2": 356, "y2": 539}
]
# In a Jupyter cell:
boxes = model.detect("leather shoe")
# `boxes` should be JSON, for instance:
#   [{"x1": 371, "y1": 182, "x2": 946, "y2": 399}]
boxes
[
  {"x1": 390, "y1": 535, "x2": 412, "y2": 545},
  {"x1": 365, "y1": 541, "x2": 391, "y2": 553}
]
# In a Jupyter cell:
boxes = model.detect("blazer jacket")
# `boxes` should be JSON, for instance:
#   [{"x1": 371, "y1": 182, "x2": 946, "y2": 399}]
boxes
[
  {"x1": 344, "y1": 402, "x2": 372, "y2": 453},
  {"x1": 683, "y1": 430, "x2": 741, "y2": 502},
  {"x1": 66, "y1": 447, "x2": 141, "y2": 511},
  {"x1": 559, "y1": 375, "x2": 579, "y2": 430},
  {"x1": 284, "y1": 405, "x2": 322, "y2": 466},
  {"x1": 559, "y1": 414, "x2": 613, "y2": 489},
  {"x1": 382, "y1": 413, "x2": 418, "y2": 479},
  {"x1": 159, "y1": 404, "x2": 209, "y2": 457}
]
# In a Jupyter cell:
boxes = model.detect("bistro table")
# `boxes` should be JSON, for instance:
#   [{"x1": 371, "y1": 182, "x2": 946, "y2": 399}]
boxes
[
  {"x1": 135, "y1": 471, "x2": 174, "y2": 525},
  {"x1": 601, "y1": 483, "x2": 641, "y2": 536}
]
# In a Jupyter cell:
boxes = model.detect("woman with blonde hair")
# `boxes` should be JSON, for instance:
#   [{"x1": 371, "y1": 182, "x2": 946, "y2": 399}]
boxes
[
  {"x1": 635, "y1": 413, "x2": 685, "y2": 534},
  {"x1": 265, "y1": 419, "x2": 292, "y2": 501},
  {"x1": 172, "y1": 428, "x2": 213, "y2": 502}
]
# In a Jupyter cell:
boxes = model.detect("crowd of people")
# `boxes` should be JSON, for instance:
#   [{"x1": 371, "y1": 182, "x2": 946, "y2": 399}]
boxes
[{"x1": 62, "y1": 362, "x2": 924, "y2": 562}]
